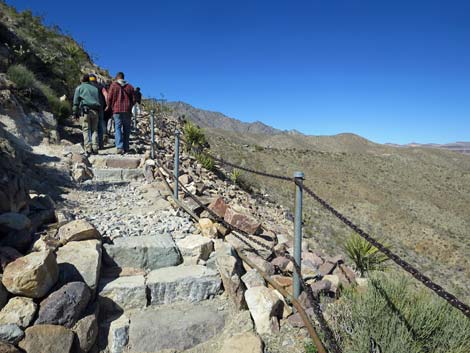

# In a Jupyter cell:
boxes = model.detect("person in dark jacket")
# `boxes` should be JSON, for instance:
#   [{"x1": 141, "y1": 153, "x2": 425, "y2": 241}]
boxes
[
  {"x1": 89, "y1": 74, "x2": 106, "y2": 148},
  {"x1": 131, "y1": 87, "x2": 142, "y2": 130},
  {"x1": 72, "y1": 74, "x2": 101, "y2": 155},
  {"x1": 107, "y1": 72, "x2": 135, "y2": 154}
]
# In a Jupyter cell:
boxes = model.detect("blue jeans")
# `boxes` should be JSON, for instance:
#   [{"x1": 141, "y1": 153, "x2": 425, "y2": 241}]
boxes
[{"x1": 114, "y1": 113, "x2": 131, "y2": 151}]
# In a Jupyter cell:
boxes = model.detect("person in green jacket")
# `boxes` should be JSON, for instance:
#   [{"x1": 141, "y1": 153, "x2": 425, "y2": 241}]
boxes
[{"x1": 73, "y1": 74, "x2": 102, "y2": 155}]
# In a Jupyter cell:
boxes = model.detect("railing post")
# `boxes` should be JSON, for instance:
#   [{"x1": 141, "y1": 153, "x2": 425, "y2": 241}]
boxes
[
  {"x1": 174, "y1": 130, "x2": 180, "y2": 200},
  {"x1": 293, "y1": 171, "x2": 304, "y2": 300},
  {"x1": 150, "y1": 110, "x2": 155, "y2": 159}
]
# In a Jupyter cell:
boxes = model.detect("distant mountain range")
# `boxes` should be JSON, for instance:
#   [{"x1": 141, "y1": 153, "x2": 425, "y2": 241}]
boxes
[
  {"x1": 386, "y1": 142, "x2": 470, "y2": 155},
  {"x1": 166, "y1": 101, "x2": 302, "y2": 136},
  {"x1": 167, "y1": 101, "x2": 469, "y2": 155}
]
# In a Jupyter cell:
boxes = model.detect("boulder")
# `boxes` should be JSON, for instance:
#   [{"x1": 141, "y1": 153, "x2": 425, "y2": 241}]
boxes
[
  {"x1": 57, "y1": 220, "x2": 100, "y2": 245},
  {"x1": 178, "y1": 174, "x2": 192, "y2": 185},
  {"x1": 176, "y1": 234, "x2": 213, "y2": 264},
  {"x1": 0, "y1": 324, "x2": 24, "y2": 344},
  {"x1": 302, "y1": 252, "x2": 324, "y2": 267},
  {"x1": 220, "y1": 332, "x2": 264, "y2": 353},
  {"x1": 215, "y1": 255, "x2": 246, "y2": 310},
  {"x1": 35, "y1": 282, "x2": 91, "y2": 328},
  {"x1": 19, "y1": 324, "x2": 75, "y2": 353},
  {"x1": 224, "y1": 207, "x2": 261, "y2": 235},
  {"x1": 0, "y1": 247, "x2": 22, "y2": 272},
  {"x1": 72, "y1": 313, "x2": 98, "y2": 353},
  {"x1": 103, "y1": 235, "x2": 181, "y2": 271},
  {"x1": 241, "y1": 252, "x2": 275, "y2": 276},
  {"x1": 225, "y1": 233, "x2": 273, "y2": 260},
  {"x1": 0, "y1": 297, "x2": 37, "y2": 328},
  {"x1": 107, "y1": 315, "x2": 129, "y2": 353},
  {"x1": 244, "y1": 286, "x2": 284, "y2": 335},
  {"x1": 318, "y1": 261, "x2": 336, "y2": 277},
  {"x1": 0, "y1": 213, "x2": 31, "y2": 234},
  {"x1": 241, "y1": 269, "x2": 265, "y2": 289},
  {"x1": 198, "y1": 218, "x2": 218, "y2": 238},
  {"x1": 0, "y1": 229, "x2": 32, "y2": 252},
  {"x1": 2, "y1": 250, "x2": 58, "y2": 298},
  {"x1": 147, "y1": 265, "x2": 221, "y2": 305},
  {"x1": 0, "y1": 342, "x2": 22, "y2": 353},
  {"x1": 208, "y1": 197, "x2": 228, "y2": 218},
  {"x1": 56, "y1": 239, "x2": 102, "y2": 292},
  {"x1": 271, "y1": 256, "x2": 290, "y2": 271},
  {"x1": 98, "y1": 275, "x2": 146, "y2": 313},
  {"x1": 128, "y1": 303, "x2": 226, "y2": 352}
]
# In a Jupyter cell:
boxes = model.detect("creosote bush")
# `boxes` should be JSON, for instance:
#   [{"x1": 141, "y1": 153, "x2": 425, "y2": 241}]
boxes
[
  {"x1": 344, "y1": 233, "x2": 389, "y2": 276},
  {"x1": 329, "y1": 272, "x2": 470, "y2": 353}
]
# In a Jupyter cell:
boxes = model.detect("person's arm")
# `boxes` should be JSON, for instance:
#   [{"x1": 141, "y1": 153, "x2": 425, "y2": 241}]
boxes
[
  {"x1": 107, "y1": 84, "x2": 116, "y2": 112},
  {"x1": 72, "y1": 86, "x2": 81, "y2": 119}
]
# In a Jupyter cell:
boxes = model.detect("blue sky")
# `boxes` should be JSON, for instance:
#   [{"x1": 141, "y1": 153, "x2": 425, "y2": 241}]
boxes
[{"x1": 6, "y1": 0, "x2": 470, "y2": 144}]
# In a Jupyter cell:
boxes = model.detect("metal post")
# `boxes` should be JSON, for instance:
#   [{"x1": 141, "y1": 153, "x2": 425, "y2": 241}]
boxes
[
  {"x1": 150, "y1": 110, "x2": 155, "y2": 159},
  {"x1": 174, "y1": 130, "x2": 180, "y2": 200},
  {"x1": 293, "y1": 171, "x2": 304, "y2": 300}
]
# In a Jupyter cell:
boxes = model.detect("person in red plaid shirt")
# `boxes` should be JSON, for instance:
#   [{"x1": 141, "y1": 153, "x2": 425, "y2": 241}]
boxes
[{"x1": 106, "y1": 72, "x2": 135, "y2": 154}]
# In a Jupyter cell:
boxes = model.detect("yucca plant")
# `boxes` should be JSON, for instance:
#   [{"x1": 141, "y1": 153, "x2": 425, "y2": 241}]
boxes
[
  {"x1": 196, "y1": 153, "x2": 215, "y2": 171},
  {"x1": 344, "y1": 233, "x2": 389, "y2": 276},
  {"x1": 229, "y1": 168, "x2": 242, "y2": 185},
  {"x1": 183, "y1": 121, "x2": 206, "y2": 153}
]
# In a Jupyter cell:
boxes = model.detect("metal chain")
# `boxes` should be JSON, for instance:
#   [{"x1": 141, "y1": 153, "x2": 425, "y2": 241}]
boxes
[
  {"x1": 156, "y1": 162, "x2": 341, "y2": 352},
  {"x1": 297, "y1": 180, "x2": 470, "y2": 318}
]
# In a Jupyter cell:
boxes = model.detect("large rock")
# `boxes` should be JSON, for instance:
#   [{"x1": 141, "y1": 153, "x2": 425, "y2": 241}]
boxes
[
  {"x1": 19, "y1": 324, "x2": 75, "y2": 353},
  {"x1": 98, "y1": 275, "x2": 146, "y2": 312},
  {"x1": 57, "y1": 220, "x2": 100, "y2": 245},
  {"x1": 215, "y1": 255, "x2": 246, "y2": 310},
  {"x1": 0, "y1": 213, "x2": 31, "y2": 233},
  {"x1": 208, "y1": 197, "x2": 228, "y2": 218},
  {"x1": 147, "y1": 265, "x2": 221, "y2": 305},
  {"x1": 128, "y1": 303, "x2": 226, "y2": 352},
  {"x1": 242, "y1": 252, "x2": 275, "y2": 276},
  {"x1": 0, "y1": 324, "x2": 24, "y2": 344},
  {"x1": 241, "y1": 269, "x2": 265, "y2": 289},
  {"x1": 198, "y1": 218, "x2": 218, "y2": 238},
  {"x1": 0, "y1": 342, "x2": 22, "y2": 353},
  {"x1": 176, "y1": 234, "x2": 213, "y2": 264},
  {"x1": 56, "y1": 239, "x2": 102, "y2": 292},
  {"x1": 0, "y1": 247, "x2": 21, "y2": 272},
  {"x1": 224, "y1": 207, "x2": 261, "y2": 235},
  {"x1": 2, "y1": 250, "x2": 58, "y2": 298},
  {"x1": 103, "y1": 235, "x2": 181, "y2": 271},
  {"x1": 0, "y1": 229, "x2": 32, "y2": 252},
  {"x1": 244, "y1": 286, "x2": 284, "y2": 335},
  {"x1": 220, "y1": 332, "x2": 264, "y2": 353},
  {"x1": 225, "y1": 233, "x2": 273, "y2": 260},
  {"x1": 35, "y1": 282, "x2": 91, "y2": 328},
  {"x1": 0, "y1": 297, "x2": 37, "y2": 328},
  {"x1": 72, "y1": 313, "x2": 98, "y2": 353},
  {"x1": 107, "y1": 315, "x2": 129, "y2": 353}
]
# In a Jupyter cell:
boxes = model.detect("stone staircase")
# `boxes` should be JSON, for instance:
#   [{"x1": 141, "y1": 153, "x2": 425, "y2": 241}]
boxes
[{"x1": 88, "y1": 154, "x2": 145, "y2": 183}]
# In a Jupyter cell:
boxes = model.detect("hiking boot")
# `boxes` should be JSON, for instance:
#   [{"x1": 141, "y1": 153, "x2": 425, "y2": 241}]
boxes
[
  {"x1": 117, "y1": 149, "x2": 125, "y2": 155},
  {"x1": 92, "y1": 149, "x2": 98, "y2": 155}
]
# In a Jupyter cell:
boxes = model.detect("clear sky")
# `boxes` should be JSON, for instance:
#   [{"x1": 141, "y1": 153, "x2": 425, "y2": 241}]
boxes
[{"x1": 5, "y1": 0, "x2": 470, "y2": 144}]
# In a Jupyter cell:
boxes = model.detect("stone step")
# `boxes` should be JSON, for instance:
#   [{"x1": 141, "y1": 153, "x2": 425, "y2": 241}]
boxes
[
  {"x1": 89, "y1": 155, "x2": 143, "y2": 169},
  {"x1": 92, "y1": 168, "x2": 143, "y2": 182},
  {"x1": 98, "y1": 275, "x2": 147, "y2": 313},
  {"x1": 103, "y1": 235, "x2": 182, "y2": 271},
  {"x1": 146, "y1": 264, "x2": 221, "y2": 306}
]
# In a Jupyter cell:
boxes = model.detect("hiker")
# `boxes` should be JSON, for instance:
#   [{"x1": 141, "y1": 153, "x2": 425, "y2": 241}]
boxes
[
  {"x1": 101, "y1": 81, "x2": 113, "y2": 142},
  {"x1": 89, "y1": 74, "x2": 106, "y2": 148},
  {"x1": 132, "y1": 87, "x2": 142, "y2": 129},
  {"x1": 107, "y1": 72, "x2": 135, "y2": 154},
  {"x1": 72, "y1": 74, "x2": 102, "y2": 155}
]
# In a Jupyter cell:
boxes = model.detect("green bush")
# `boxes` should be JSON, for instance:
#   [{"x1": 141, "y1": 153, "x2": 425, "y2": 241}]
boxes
[
  {"x1": 344, "y1": 233, "x2": 389, "y2": 276},
  {"x1": 229, "y1": 168, "x2": 242, "y2": 185},
  {"x1": 7, "y1": 64, "x2": 36, "y2": 89},
  {"x1": 196, "y1": 153, "x2": 215, "y2": 171},
  {"x1": 330, "y1": 272, "x2": 470, "y2": 353},
  {"x1": 183, "y1": 121, "x2": 206, "y2": 152}
]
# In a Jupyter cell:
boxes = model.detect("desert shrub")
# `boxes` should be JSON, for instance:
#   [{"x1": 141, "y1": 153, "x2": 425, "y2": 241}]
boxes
[
  {"x1": 344, "y1": 233, "x2": 389, "y2": 276},
  {"x1": 330, "y1": 272, "x2": 470, "y2": 353},
  {"x1": 7, "y1": 64, "x2": 36, "y2": 89},
  {"x1": 196, "y1": 153, "x2": 215, "y2": 171},
  {"x1": 304, "y1": 342, "x2": 318, "y2": 353},
  {"x1": 183, "y1": 121, "x2": 206, "y2": 152}
]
